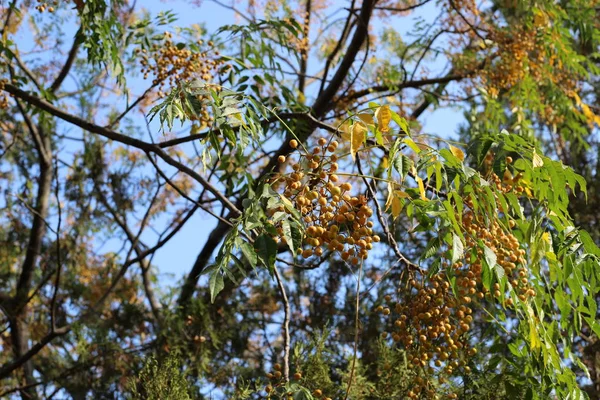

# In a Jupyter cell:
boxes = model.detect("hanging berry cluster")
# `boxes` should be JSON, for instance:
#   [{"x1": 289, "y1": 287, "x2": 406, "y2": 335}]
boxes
[
  {"x1": 373, "y1": 154, "x2": 536, "y2": 398},
  {"x1": 137, "y1": 33, "x2": 226, "y2": 97},
  {"x1": 377, "y1": 274, "x2": 476, "y2": 399},
  {"x1": 272, "y1": 138, "x2": 379, "y2": 264},
  {"x1": 482, "y1": 154, "x2": 532, "y2": 196},
  {"x1": 35, "y1": 0, "x2": 58, "y2": 13},
  {"x1": 459, "y1": 210, "x2": 535, "y2": 303}
]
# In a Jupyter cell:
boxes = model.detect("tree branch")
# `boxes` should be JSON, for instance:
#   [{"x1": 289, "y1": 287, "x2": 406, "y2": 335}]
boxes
[
  {"x1": 2, "y1": 83, "x2": 242, "y2": 217},
  {"x1": 344, "y1": 73, "x2": 466, "y2": 103},
  {"x1": 273, "y1": 264, "x2": 290, "y2": 383},
  {"x1": 49, "y1": 29, "x2": 83, "y2": 93},
  {"x1": 298, "y1": 0, "x2": 311, "y2": 94}
]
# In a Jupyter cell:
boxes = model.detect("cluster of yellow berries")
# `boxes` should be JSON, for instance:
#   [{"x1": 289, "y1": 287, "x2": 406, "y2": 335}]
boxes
[
  {"x1": 481, "y1": 154, "x2": 531, "y2": 196},
  {"x1": 137, "y1": 34, "x2": 225, "y2": 97},
  {"x1": 459, "y1": 211, "x2": 535, "y2": 305},
  {"x1": 378, "y1": 274, "x2": 476, "y2": 399},
  {"x1": 272, "y1": 138, "x2": 379, "y2": 264},
  {"x1": 35, "y1": 0, "x2": 57, "y2": 12},
  {"x1": 484, "y1": 29, "x2": 537, "y2": 97}
]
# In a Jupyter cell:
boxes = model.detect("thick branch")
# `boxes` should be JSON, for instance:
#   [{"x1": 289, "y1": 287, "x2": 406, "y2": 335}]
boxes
[
  {"x1": 312, "y1": 0, "x2": 376, "y2": 115},
  {"x1": 298, "y1": 0, "x2": 311, "y2": 94},
  {"x1": 345, "y1": 73, "x2": 466, "y2": 103},
  {"x1": 49, "y1": 29, "x2": 83, "y2": 93}
]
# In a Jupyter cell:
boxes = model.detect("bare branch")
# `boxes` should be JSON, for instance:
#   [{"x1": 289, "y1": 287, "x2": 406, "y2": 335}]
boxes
[
  {"x1": 273, "y1": 264, "x2": 290, "y2": 383},
  {"x1": 50, "y1": 157, "x2": 62, "y2": 332},
  {"x1": 106, "y1": 84, "x2": 157, "y2": 129},
  {"x1": 318, "y1": 0, "x2": 357, "y2": 96},
  {"x1": 372, "y1": 0, "x2": 433, "y2": 12},
  {"x1": 356, "y1": 157, "x2": 422, "y2": 272},
  {"x1": 298, "y1": 0, "x2": 312, "y2": 94},
  {"x1": 49, "y1": 29, "x2": 83, "y2": 93},
  {"x1": 344, "y1": 73, "x2": 466, "y2": 103}
]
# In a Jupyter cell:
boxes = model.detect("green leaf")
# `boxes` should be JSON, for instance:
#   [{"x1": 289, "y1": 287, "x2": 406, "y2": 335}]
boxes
[
  {"x1": 452, "y1": 233, "x2": 464, "y2": 264},
  {"x1": 483, "y1": 245, "x2": 497, "y2": 270},
  {"x1": 254, "y1": 234, "x2": 277, "y2": 271},
  {"x1": 281, "y1": 220, "x2": 302, "y2": 256},
  {"x1": 579, "y1": 230, "x2": 600, "y2": 257},
  {"x1": 237, "y1": 238, "x2": 257, "y2": 267},
  {"x1": 209, "y1": 271, "x2": 225, "y2": 303},
  {"x1": 390, "y1": 109, "x2": 409, "y2": 135}
]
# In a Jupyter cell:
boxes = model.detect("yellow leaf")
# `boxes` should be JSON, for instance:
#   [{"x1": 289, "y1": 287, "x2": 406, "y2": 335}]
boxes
[
  {"x1": 339, "y1": 121, "x2": 352, "y2": 135},
  {"x1": 385, "y1": 183, "x2": 394, "y2": 209},
  {"x1": 394, "y1": 190, "x2": 410, "y2": 198},
  {"x1": 410, "y1": 164, "x2": 418, "y2": 176},
  {"x1": 532, "y1": 151, "x2": 544, "y2": 168},
  {"x1": 449, "y1": 144, "x2": 465, "y2": 162},
  {"x1": 415, "y1": 176, "x2": 428, "y2": 201},
  {"x1": 382, "y1": 156, "x2": 389, "y2": 168},
  {"x1": 570, "y1": 91, "x2": 582, "y2": 107},
  {"x1": 348, "y1": 122, "x2": 367, "y2": 160},
  {"x1": 404, "y1": 138, "x2": 421, "y2": 154},
  {"x1": 386, "y1": 185, "x2": 404, "y2": 218},
  {"x1": 375, "y1": 105, "x2": 392, "y2": 133},
  {"x1": 391, "y1": 196, "x2": 403, "y2": 218},
  {"x1": 527, "y1": 305, "x2": 540, "y2": 350},
  {"x1": 541, "y1": 232, "x2": 551, "y2": 244},
  {"x1": 358, "y1": 113, "x2": 374, "y2": 125},
  {"x1": 582, "y1": 104, "x2": 594, "y2": 120}
]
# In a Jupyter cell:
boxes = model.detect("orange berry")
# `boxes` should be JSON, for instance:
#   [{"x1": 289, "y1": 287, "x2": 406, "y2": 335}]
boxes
[{"x1": 289, "y1": 139, "x2": 298, "y2": 148}]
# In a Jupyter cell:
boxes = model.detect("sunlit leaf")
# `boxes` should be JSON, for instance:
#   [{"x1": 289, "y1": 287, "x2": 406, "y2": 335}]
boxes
[
  {"x1": 342, "y1": 122, "x2": 368, "y2": 160},
  {"x1": 375, "y1": 105, "x2": 392, "y2": 133},
  {"x1": 449, "y1": 144, "x2": 465, "y2": 162},
  {"x1": 415, "y1": 176, "x2": 427, "y2": 201}
]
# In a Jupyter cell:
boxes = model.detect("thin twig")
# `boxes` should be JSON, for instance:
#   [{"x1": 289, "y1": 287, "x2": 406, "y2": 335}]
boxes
[
  {"x1": 448, "y1": 0, "x2": 487, "y2": 41},
  {"x1": 273, "y1": 264, "x2": 290, "y2": 383},
  {"x1": 344, "y1": 261, "x2": 362, "y2": 400},
  {"x1": 106, "y1": 85, "x2": 157, "y2": 129},
  {"x1": 50, "y1": 157, "x2": 62, "y2": 332},
  {"x1": 144, "y1": 151, "x2": 235, "y2": 228},
  {"x1": 357, "y1": 157, "x2": 423, "y2": 272}
]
